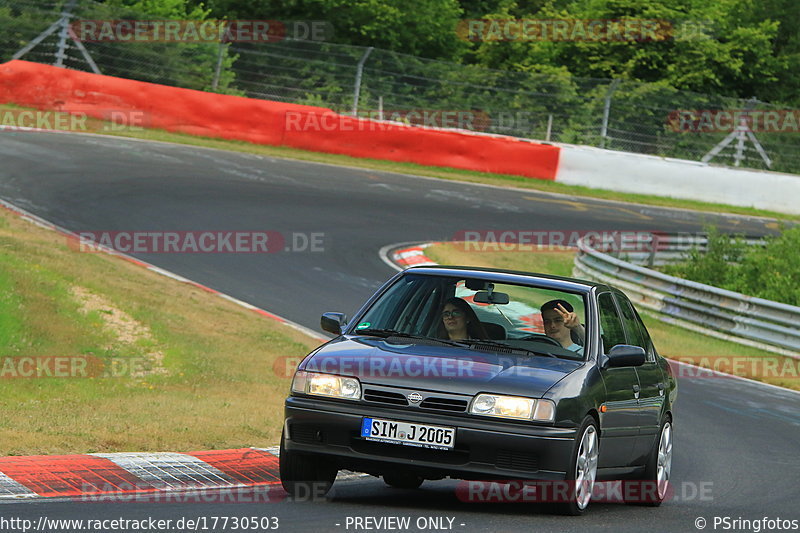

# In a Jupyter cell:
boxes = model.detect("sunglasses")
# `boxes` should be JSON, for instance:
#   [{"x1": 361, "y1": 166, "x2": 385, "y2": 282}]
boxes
[{"x1": 441, "y1": 310, "x2": 464, "y2": 318}]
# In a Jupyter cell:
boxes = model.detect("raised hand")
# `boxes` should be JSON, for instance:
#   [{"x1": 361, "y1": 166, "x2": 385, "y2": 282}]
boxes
[{"x1": 555, "y1": 303, "x2": 580, "y2": 329}]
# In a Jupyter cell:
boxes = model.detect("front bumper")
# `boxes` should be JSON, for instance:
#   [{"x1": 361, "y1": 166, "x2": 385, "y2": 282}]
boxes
[{"x1": 283, "y1": 396, "x2": 577, "y2": 481}]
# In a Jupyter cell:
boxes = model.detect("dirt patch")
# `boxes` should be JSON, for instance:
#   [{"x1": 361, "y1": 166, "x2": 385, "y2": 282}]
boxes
[{"x1": 70, "y1": 286, "x2": 167, "y2": 377}]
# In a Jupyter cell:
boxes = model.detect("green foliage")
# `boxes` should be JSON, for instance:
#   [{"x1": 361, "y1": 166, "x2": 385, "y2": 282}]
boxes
[
  {"x1": 466, "y1": 0, "x2": 790, "y2": 99},
  {"x1": 199, "y1": 0, "x2": 468, "y2": 60},
  {"x1": 663, "y1": 226, "x2": 800, "y2": 306},
  {"x1": 662, "y1": 226, "x2": 747, "y2": 288},
  {"x1": 732, "y1": 226, "x2": 800, "y2": 305}
]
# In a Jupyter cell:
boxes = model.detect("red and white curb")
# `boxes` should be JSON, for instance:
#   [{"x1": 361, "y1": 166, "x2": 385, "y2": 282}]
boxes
[
  {"x1": 379, "y1": 242, "x2": 438, "y2": 272},
  {"x1": 0, "y1": 447, "x2": 367, "y2": 501},
  {"x1": 0, "y1": 448, "x2": 280, "y2": 500}
]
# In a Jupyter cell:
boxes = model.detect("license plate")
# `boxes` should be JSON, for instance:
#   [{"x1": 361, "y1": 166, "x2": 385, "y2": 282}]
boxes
[{"x1": 360, "y1": 417, "x2": 456, "y2": 450}]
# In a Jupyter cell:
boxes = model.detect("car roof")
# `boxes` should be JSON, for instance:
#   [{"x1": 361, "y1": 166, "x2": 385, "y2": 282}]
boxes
[{"x1": 403, "y1": 265, "x2": 606, "y2": 294}]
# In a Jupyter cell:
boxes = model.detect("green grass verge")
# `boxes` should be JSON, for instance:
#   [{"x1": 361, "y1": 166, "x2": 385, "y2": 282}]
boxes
[
  {"x1": 0, "y1": 207, "x2": 321, "y2": 455},
  {"x1": 425, "y1": 242, "x2": 800, "y2": 391},
  {"x1": 2, "y1": 102, "x2": 797, "y2": 222}
]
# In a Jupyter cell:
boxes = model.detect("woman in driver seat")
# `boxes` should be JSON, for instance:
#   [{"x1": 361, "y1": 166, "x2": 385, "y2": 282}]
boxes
[{"x1": 438, "y1": 297, "x2": 488, "y2": 341}]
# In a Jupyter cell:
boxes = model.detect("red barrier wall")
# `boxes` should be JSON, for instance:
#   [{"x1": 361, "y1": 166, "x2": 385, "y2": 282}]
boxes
[{"x1": 0, "y1": 61, "x2": 559, "y2": 180}]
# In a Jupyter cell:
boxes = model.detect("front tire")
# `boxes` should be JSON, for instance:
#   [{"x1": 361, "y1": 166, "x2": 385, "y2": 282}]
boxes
[
  {"x1": 279, "y1": 431, "x2": 338, "y2": 499},
  {"x1": 556, "y1": 416, "x2": 599, "y2": 516}
]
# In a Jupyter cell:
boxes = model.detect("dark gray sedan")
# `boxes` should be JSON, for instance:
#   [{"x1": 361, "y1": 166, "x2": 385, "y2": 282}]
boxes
[{"x1": 280, "y1": 266, "x2": 677, "y2": 515}]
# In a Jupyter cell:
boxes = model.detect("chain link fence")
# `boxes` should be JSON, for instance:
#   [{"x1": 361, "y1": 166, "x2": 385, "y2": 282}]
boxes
[{"x1": 2, "y1": 0, "x2": 799, "y2": 175}]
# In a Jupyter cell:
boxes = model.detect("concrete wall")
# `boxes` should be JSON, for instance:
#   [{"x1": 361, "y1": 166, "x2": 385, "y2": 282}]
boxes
[{"x1": 555, "y1": 144, "x2": 800, "y2": 215}]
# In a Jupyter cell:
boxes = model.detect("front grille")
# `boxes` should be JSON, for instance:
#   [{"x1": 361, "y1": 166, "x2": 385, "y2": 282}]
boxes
[
  {"x1": 420, "y1": 397, "x2": 468, "y2": 412},
  {"x1": 495, "y1": 449, "x2": 539, "y2": 472},
  {"x1": 363, "y1": 389, "x2": 408, "y2": 406}
]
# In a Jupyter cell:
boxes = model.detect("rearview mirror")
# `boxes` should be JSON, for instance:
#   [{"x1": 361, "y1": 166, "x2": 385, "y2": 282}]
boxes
[
  {"x1": 473, "y1": 291, "x2": 509, "y2": 304},
  {"x1": 321, "y1": 312, "x2": 347, "y2": 335}
]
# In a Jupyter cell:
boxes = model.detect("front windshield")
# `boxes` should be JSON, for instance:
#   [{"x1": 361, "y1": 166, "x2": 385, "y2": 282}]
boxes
[{"x1": 351, "y1": 273, "x2": 588, "y2": 360}]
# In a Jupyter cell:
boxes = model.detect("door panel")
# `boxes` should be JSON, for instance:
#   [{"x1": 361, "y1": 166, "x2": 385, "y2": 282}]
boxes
[
  {"x1": 614, "y1": 292, "x2": 666, "y2": 463},
  {"x1": 599, "y1": 366, "x2": 641, "y2": 468},
  {"x1": 596, "y1": 292, "x2": 640, "y2": 468}
]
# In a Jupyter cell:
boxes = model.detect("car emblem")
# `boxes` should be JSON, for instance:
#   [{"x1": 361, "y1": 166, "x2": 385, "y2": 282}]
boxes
[{"x1": 407, "y1": 392, "x2": 423, "y2": 404}]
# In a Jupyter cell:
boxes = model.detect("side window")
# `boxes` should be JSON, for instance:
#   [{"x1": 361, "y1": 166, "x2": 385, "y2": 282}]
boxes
[
  {"x1": 398, "y1": 283, "x2": 441, "y2": 334},
  {"x1": 597, "y1": 292, "x2": 626, "y2": 353},
  {"x1": 411, "y1": 287, "x2": 441, "y2": 335},
  {"x1": 629, "y1": 301, "x2": 657, "y2": 363},
  {"x1": 616, "y1": 294, "x2": 646, "y2": 349}
]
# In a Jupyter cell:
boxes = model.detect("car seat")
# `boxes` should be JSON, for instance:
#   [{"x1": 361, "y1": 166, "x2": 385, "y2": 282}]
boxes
[{"x1": 481, "y1": 322, "x2": 507, "y2": 340}]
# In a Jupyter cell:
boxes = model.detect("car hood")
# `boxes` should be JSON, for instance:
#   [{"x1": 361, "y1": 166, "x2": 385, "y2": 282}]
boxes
[{"x1": 301, "y1": 336, "x2": 583, "y2": 397}]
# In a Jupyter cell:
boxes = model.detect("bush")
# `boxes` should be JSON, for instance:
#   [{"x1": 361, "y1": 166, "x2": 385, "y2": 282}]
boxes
[
  {"x1": 733, "y1": 226, "x2": 800, "y2": 306},
  {"x1": 662, "y1": 226, "x2": 747, "y2": 288},
  {"x1": 662, "y1": 226, "x2": 800, "y2": 306}
]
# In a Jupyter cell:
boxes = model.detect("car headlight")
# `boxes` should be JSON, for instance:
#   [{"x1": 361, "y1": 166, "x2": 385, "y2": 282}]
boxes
[
  {"x1": 470, "y1": 394, "x2": 555, "y2": 422},
  {"x1": 291, "y1": 370, "x2": 361, "y2": 400}
]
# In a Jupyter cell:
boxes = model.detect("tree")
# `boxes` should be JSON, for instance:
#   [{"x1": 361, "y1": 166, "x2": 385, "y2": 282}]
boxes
[
  {"x1": 196, "y1": 0, "x2": 468, "y2": 59},
  {"x1": 465, "y1": 0, "x2": 792, "y2": 102}
]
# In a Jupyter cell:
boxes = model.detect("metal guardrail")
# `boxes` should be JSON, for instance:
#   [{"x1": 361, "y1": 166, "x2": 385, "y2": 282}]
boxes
[
  {"x1": 603, "y1": 233, "x2": 766, "y2": 267},
  {"x1": 573, "y1": 233, "x2": 800, "y2": 357}
]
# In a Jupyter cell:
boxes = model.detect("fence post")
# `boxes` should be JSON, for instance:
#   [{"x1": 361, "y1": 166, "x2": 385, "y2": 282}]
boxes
[
  {"x1": 545, "y1": 113, "x2": 553, "y2": 142},
  {"x1": 54, "y1": 0, "x2": 77, "y2": 67},
  {"x1": 600, "y1": 78, "x2": 620, "y2": 149},
  {"x1": 212, "y1": 41, "x2": 225, "y2": 91},
  {"x1": 648, "y1": 233, "x2": 659, "y2": 268},
  {"x1": 351, "y1": 46, "x2": 374, "y2": 116}
]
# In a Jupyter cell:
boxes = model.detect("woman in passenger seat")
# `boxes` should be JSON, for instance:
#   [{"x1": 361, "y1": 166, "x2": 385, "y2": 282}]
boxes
[{"x1": 438, "y1": 297, "x2": 488, "y2": 341}]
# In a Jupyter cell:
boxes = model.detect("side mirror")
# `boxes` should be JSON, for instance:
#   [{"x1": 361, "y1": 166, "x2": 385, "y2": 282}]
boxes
[
  {"x1": 321, "y1": 312, "x2": 347, "y2": 335},
  {"x1": 605, "y1": 344, "x2": 646, "y2": 368}
]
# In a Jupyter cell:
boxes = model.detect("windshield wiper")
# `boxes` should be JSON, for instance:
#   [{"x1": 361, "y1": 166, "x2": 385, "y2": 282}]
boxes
[
  {"x1": 354, "y1": 329, "x2": 470, "y2": 348},
  {"x1": 460, "y1": 339, "x2": 559, "y2": 358}
]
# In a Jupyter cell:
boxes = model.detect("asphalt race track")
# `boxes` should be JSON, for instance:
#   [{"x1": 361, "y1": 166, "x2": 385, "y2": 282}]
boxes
[{"x1": 1, "y1": 131, "x2": 798, "y2": 532}]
